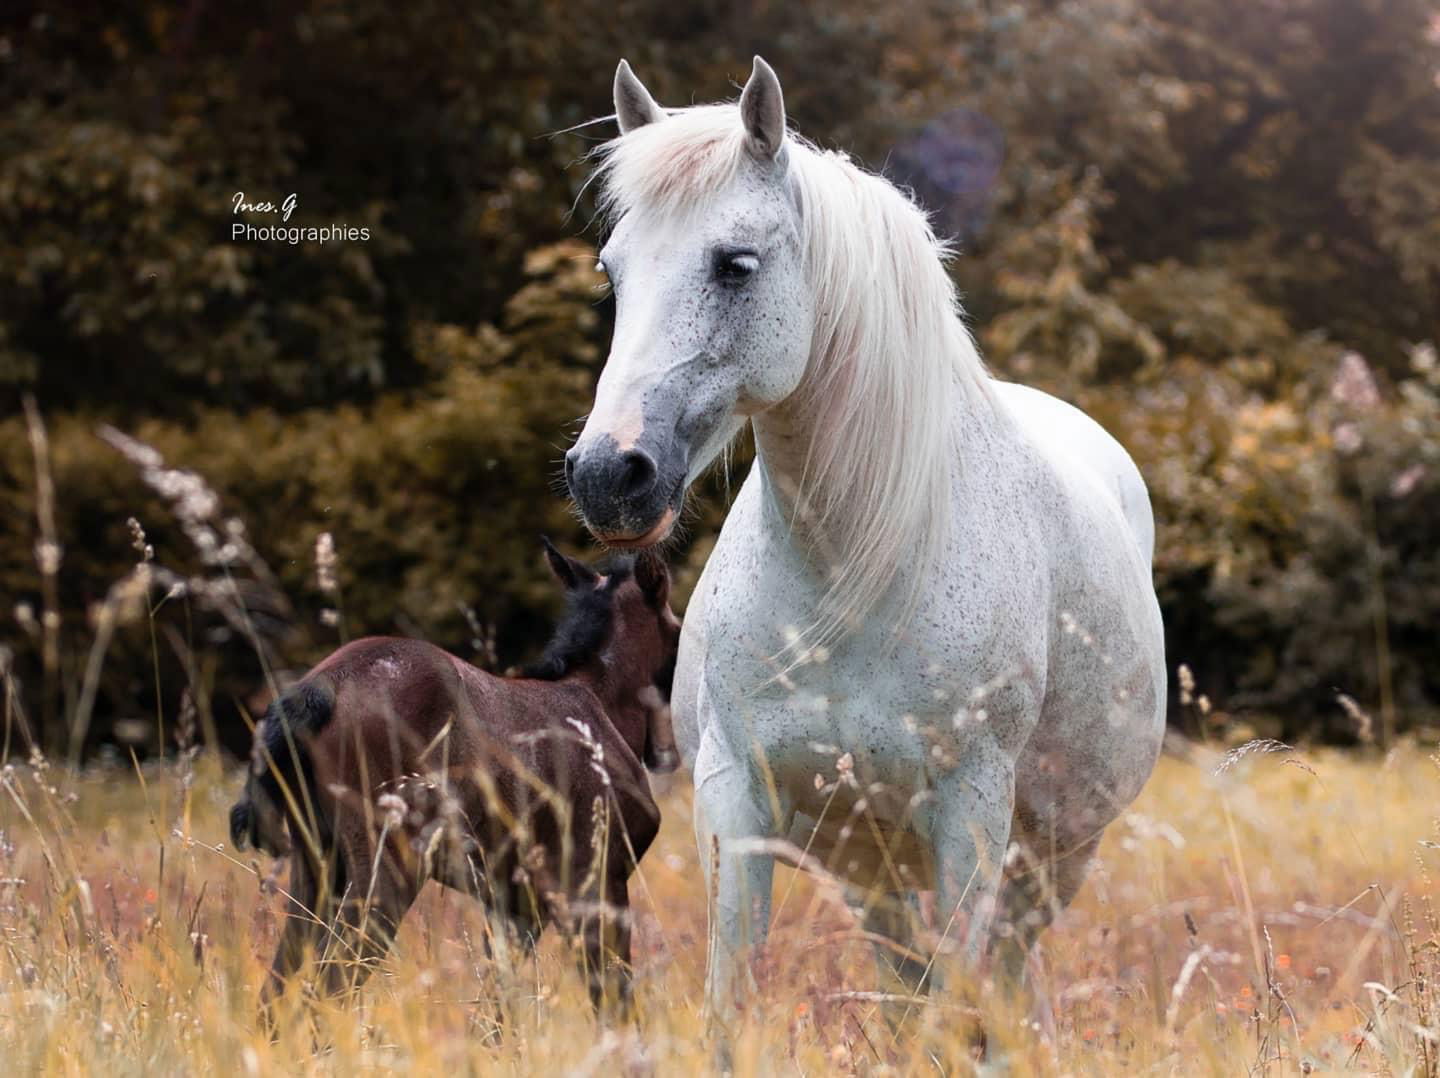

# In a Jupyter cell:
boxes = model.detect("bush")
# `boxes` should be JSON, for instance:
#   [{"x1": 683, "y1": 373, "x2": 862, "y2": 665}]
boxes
[
  {"x1": 0, "y1": 242, "x2": 633, "y2": 757},
  {"x1": 1084, "y1": 346, "x2": 1440, "y2": 742}
]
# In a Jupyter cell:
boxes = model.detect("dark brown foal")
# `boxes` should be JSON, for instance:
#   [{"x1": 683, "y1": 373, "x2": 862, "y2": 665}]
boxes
[{"x1": 230, "y1": 541, "x2": 680, "y2": 1017}]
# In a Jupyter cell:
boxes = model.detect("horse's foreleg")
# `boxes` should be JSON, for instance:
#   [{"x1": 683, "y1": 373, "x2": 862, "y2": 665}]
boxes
[
  {"x1": 693, "y1": 735, "x2": 780, "y2": 1029},
  {"x1": 859, "y1": 889, "x2": 932, "y2": 1029},
  {"x1": 925, "y1": 739, "x2": 1015, "y2": 987},
  {"x1": 989, "y1": 832, "x2": 1100, "y2": 1006}
]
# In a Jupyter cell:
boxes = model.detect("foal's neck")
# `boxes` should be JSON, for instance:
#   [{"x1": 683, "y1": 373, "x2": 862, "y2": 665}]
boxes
[
  {"x1": 569, "y1": 662, "x2": 650, "y2": 758},
  {"x1": 570, "y1": 660, "x2": 645, "y2": 715}
]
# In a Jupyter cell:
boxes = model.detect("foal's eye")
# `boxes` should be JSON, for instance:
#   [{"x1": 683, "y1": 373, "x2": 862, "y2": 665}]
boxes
[{"x1": 713, "y1": 249, "x2": 760, "y2": 284}]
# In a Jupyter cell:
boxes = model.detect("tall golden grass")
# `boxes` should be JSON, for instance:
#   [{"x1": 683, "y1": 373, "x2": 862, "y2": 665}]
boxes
[
  {"x1": 1, "y1": 740, "x2": 1435, "y2": 1075},
  {"x1": 5, "y1": 414, "x2": 1436, "y2": 1074}
]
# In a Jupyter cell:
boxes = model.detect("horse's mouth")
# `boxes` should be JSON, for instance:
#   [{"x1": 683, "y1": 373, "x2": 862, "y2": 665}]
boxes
[{"x1": 596, "y1": 507, "x2": 676, "y2": 550}]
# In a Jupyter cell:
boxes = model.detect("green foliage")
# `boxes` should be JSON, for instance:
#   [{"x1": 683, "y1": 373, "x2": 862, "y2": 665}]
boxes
[
  {"x1": 0, "y1": 243, "x2": 605, "y2": 753},
  {"x1": 1081, "y1": 347, "x2": 1440, "y2": 739}
]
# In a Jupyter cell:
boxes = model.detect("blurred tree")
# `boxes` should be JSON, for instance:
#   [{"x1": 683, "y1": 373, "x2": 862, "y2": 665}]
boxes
[
  {"x1": 1, "y1": 240, "x2": 609, "y2": 756},
  {"x1": 0, "y1": 1, "x2": 900, "y2": 414}
]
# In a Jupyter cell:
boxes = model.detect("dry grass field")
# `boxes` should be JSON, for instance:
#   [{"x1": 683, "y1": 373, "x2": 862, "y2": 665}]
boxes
[{"x1": 2, "y1": 737, "x2": 1437, "y2": 1076}]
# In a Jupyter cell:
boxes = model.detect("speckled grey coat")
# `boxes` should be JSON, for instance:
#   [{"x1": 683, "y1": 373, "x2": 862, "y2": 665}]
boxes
[{"x1": 565, "y1": 57, "x2": 1167, "y2": 1020}]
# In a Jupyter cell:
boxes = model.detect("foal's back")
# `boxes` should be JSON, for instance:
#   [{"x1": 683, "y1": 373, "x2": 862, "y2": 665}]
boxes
[{"x1": 303, "y1": 635, "x2": 658, "y2": 844}]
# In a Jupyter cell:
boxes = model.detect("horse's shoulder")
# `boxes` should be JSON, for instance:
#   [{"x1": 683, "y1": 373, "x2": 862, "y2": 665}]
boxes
[{"x1": 992, "y1": 380, "x2": 1155, "y2": 562}]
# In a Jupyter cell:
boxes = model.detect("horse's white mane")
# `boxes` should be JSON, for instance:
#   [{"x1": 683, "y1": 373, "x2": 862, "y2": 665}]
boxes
[{"x1": 594, "y1": 105, "x2": 999, "y2": 644}]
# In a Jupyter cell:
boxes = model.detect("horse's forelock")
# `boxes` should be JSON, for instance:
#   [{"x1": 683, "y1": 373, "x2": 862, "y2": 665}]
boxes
[{"x1": 594, "y1": 105, "x2": 749, "y2": 225}]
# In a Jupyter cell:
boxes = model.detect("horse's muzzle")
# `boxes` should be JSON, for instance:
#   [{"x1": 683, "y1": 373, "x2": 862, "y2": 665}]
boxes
[{"x1": 565, "y1": 435, "x2": 683, "y2": 547}]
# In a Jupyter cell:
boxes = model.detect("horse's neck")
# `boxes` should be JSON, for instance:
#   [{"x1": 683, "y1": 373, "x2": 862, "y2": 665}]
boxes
[
  {"x1": 748, "y1": 379, "x2": 990, "y2": 547},
  {"x1": 749, "y1": 399, "x2": 814, "y2": 523}
]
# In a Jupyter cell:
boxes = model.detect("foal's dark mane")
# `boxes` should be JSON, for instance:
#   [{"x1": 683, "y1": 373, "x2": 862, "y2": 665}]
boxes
[{"x1": 522, "y1": 556, "x2": 636, "y2": 681}]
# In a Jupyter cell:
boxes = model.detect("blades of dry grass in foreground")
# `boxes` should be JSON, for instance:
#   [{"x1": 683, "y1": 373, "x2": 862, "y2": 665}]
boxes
[{"x1": 0, "y1": 744, "x2": 1437, "y2": 1074}]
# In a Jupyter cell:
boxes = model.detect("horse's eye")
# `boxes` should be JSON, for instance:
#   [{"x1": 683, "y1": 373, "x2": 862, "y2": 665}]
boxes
[
  {"x1": 595, "y1": 259, "x2": 616, "y2": 297},
  {"x1": 714, "y1": 249, "x2": 760, "y2": 283}
]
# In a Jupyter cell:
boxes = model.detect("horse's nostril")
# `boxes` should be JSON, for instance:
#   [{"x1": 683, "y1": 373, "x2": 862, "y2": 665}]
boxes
[
  {"x1": 563, "y1": 448, "x2": 579, "y2": 495},
  {"x1": 619, "y1": 448, "x2": 658, "y2": 499}
]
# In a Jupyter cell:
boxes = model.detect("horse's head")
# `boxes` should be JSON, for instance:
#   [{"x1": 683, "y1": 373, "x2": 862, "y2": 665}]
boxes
[
  {"x1": 565, "y1": 57, "x2": 812, "y2": 547},
  {"x1": 528, "y1": 537, "x2": 681, "y2": 772}
]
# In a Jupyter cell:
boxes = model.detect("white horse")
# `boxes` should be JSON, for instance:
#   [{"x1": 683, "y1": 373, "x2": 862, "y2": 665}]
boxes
[{"x1": 564, "y1": 57, "x2": 1166, "y2": 1025}]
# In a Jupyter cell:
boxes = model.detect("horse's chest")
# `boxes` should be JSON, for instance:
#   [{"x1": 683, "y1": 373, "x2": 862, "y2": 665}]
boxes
[
  {"x1": 698, "y1": 601, "x2": 1044, "y2": 800},
  {"x1": 688, "y1": 467, "x2": 1051, "y2": 788}
]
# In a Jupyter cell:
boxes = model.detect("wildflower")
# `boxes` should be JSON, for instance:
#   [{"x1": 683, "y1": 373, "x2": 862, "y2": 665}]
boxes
[
  {"x1": 1332, "y1": 422, "x2": 1363, "y2": 455},
  {"x1": 315, "y1": 532, "x2": 339, "y2": 594},
  {"x1": 1391, "y1": 463, "x2": 1424, "y2": 499},
  {"x1": 376, "y1": 793, "x2": 408, "y2": 829},
  {"x1": 34, "y1": 539, "x2": 61, "y2": 575},
  {"x1": 1331, "y1": 351, "x2": 1380, "y2": 411},
  {"x1": 1177, "y1": 664, "x2": 1195, "y2": 707},
  {"x1": 1336, "y1": 693, "x2": 1374, "y2": 743},
  {"x1": 126, "y1": 517, "x2": 154, "y2": 562},
  {"x1": 564, "y1": 716, "x2": 610, "y2": 787}
]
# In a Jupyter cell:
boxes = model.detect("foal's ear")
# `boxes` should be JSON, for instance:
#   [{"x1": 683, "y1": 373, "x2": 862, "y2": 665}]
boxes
[
  {"x1": 739, "y1": 55, "x2": 786, "y2": 161},
  {"x1": 541, "y1": 536, "x2": 598, "y2": 590},
  {"x1": 634, "y1": 550, "x2": 671, "y2": 607},
  {"x1": 614, "y1": 59, "x2": 665, "y2": 134}
]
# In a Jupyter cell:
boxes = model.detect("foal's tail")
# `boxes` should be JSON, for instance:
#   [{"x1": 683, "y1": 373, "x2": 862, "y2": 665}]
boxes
[{"x1": 230, "y1": 681, "x2": 334, "y2": 858}]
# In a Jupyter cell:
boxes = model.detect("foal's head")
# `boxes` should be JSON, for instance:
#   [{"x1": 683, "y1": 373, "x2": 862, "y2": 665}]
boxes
[{"x1": 525, "y1": 538, "x2": 681, "y2": 772}]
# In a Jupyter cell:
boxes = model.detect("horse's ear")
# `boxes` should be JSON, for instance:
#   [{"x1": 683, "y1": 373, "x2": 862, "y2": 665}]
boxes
[
  {"x1": 634, "y1": 550, "x2": 671, "y2": 607},
  {"x1": 739, "y1": 55, "x2": 786, "y2": 161},
  {"x1": 614, "y1": 59, "x2": 665, "y2": 134},
  {"x1": 541, "y1": 536, "x2": 598, "y2": 590}
]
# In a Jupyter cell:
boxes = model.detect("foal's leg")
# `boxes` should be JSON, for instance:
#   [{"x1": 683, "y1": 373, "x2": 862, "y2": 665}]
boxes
[
  {"x1": 577, "y1": 873, "x2": 635, "y2": 1017},
  {"x1": 692, "y1": 734, "x2": 781, "y2": 1029},
  {"x1": 439, "y1": 862, "x2": 543, "y2": 1040},
  {"x1": 314, "y1": 833, "x2": 418, "y2": 998},
  {"x1": 261, "y1": 851, "x2": 332, "y2": 1020}
]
